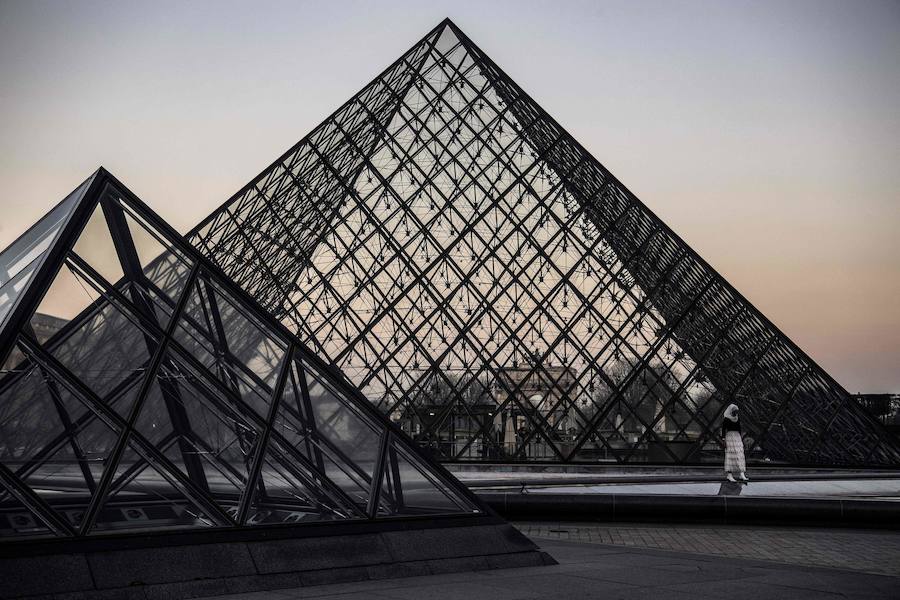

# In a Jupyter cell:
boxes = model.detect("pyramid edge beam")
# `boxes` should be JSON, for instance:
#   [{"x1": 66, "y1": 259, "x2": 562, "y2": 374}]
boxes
[
  {"x1": 0, "y1": 169, "x2": 105, "y2": 368},
  {"x1": 186, "y1": 18, "x2": 450, "y2": 239}
]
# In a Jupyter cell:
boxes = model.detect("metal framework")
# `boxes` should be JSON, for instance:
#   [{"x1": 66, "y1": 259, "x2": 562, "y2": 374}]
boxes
[
  {"x1": 0, "y1": 168, "x2": 482, "y2": 541},
  {"x1": 190, "y1": 19, "x2": 900, "y2": 466}
]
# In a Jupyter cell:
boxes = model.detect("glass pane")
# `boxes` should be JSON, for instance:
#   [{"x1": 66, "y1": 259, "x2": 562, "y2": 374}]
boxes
[
  {"x1": 262, "y1": 362, "x2": 372, "y2": 515},
  {"x1": 71, "y1": 204, "x2": 125, "y2": 287},
  {"x1": 302, "y1": 366, "x2": 381, "y2": 484},
  {"x1": 141, "y1": 252, "x2": 191, "y2": 328},
  {"x1": 132, "y1": 356, "x2": 259, "y2": 509},
  {"x1": 0, "y1": 346, "x2": 122, "y2": 533},
  {"x1": 119, "y1": 201, "x2": 193, "y2": 303},
  {"x1": 0, "y1": 334, "x2": 27, "y2": 379},
  {"x1": 174, "y1": 278, "x2": 286, "y2": 417},
  {"x1": 0, "y1": 176, "x2": 88, "y2": 286},
  {"x1": 90, "y1": 441, "x2": 216, "y2": 534},
  {"x1": 0, "y1": 259, "x2": 39, "y2": 330},
  {"x1": 22, "y1": 403, "x2": 121, "y2": 532},
  {"x1": 0, "y1": 348, "x2": 68, "y2": 466},
  {"x1": 0, "y1": 177, "x2": 90, "y2": 331},
  {"x1": 36, "y1": 279, "x2": 152, "y2": 402},
  {"x1": 379, "y1": 442, "x2": 474, "y2": 515},
  {"x1": 249, "y1": 438, "x2": 365, "y2": 525},
  {"x1": 30, "y1": 259, "x2": 101, "y2": 328},
  {"x1": 29, "y1": 312, "x2": 69, "y2": 345}
]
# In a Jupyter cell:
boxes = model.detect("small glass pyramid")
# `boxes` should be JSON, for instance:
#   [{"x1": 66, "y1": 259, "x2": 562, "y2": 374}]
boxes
[{"x1": 0, "y1": 168, "x2": 481, "y2": 541}]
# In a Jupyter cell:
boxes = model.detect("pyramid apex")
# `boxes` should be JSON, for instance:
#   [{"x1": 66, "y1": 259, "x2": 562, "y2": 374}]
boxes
[{"x1": 437, "y1": 17, "x2": 462, "y2": 32}]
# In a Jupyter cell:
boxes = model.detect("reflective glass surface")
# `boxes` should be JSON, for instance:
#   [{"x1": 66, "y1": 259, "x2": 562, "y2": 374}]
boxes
[{"x1": 0, "y1": 177, "x2": 90, "y2": 330}]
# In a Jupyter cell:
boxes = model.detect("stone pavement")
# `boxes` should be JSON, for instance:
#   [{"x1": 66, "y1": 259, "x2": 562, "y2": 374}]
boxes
[
  {"x1": 457, "y1": 469, "x2": 900, "y2": 499},
  {"x1": 516, "y1": 522, "x2": 900, "y2": 576},
  {"x1": 199, "y1": 529, "x2": 900, "y2": 600}
]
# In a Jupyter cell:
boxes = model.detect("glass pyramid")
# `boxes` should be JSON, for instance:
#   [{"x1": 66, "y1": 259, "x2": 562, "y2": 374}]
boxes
[
  {"x1": 0, "y1": 168, "x2": 481, "y2": 541},
  {"x1": 190, "y1": 19, "x2": 900, "y2": 467}
]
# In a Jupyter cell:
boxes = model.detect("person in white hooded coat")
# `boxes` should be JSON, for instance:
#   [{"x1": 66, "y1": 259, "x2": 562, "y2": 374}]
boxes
[{"x1": 722, "y1": 404, "x2": 748, "y2": 482}]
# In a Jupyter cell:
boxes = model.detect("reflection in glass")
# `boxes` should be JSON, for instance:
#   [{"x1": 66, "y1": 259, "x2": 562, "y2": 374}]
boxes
[
  {"x1": 0, "y1": 346, "x2": 123, "y2": 537},
  {"x1": 91, "y1": 442, "x2": 215, "y2": 534},
  {"x1": 303, "y1": 366, "x2": 381, "y2": 482},
  {"x1": 260, "y1": 361, "x2": 373, "y2": 517},
  {"x1": 379, "y1": 442, "x2": 474, "y2": 515},
  {"x1": 175, "y1": 277, "x2": 286, "y2": 417}
]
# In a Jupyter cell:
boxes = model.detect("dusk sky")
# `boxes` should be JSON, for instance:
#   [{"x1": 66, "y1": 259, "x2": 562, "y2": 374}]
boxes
[{"x1": 1, "y1": 0, "x2": 897, "y2": 392}]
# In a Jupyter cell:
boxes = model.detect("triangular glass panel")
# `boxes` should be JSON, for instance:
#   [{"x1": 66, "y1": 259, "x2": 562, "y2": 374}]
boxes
[
  {"x1": 247, "y1": 435, "x2": 367, "y2": 525},
  {"x1": 21, "y1": 407, "x2": 122, "y2": 532},
  {"x1": 0, "y1": 345, "x2": 70, "y2": 469},
  {"x1": 70, "y1": 204, "x2": 125, "y2": 288},
  {"x1": 0, "y1": 175, "x2": 93, "y2": 331},
  {"x1": 118, "y1": 200, "x2": 193, "y2": 305},
  {"x1": 301, "y1": 364, "x2": 382, "y2": 484},
  {"x1": 0, "y1": 256, "x2": 41, "y2": 331},
  {"x1": 257, "y1": 360, "x2": 373, "y2": 516},
  {"x1": 174, "y1": 276, "x2": 287, "y2": 418},
  {"x1": 0, "y1": 340, "x2": 27, "y2": 382},
  {"x1": 30, "y1": 259, "x2": 100, "y2": 325},
  {"x1": 378, "y1": 441, "x2": 475, "y2": 515}
]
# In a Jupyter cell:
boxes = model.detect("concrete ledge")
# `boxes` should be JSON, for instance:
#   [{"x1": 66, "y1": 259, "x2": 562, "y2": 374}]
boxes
[
  {"x1": 480, "y1": 492, "x2": 900, "y2": 528},
  {"x1": 461, "y1": 470, "x2": 900, "y2": 489},
  {"x1": 0, "y1": 523, "x2": 554, "y2": 600},
  {"x1": 247, "y1": 533, "x2": 391, "y2": 573},
  {"x1": 0, "y1": 554, "x2": 94, "y2": 598},
  {"x1": 88, "y1": 542, "x2": 257, "y2": 589}
]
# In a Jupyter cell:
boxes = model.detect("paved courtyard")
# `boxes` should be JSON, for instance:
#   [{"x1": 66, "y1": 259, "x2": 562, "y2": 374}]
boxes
[
  {"x1": 516, "y1": 522, "x2": 900, "y2": 576},
  {"x1": 200, "y1": 524, "x2": 900, "y2": 600}
]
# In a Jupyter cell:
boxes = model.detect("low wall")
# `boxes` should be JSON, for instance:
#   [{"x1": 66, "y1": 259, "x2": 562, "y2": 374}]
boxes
[
  {"x1": 0, "y1": 518, "x2": 554, "y2": 600},
  {"x1": 480, "y1": 493, "x2": 900, "y2": 528}
]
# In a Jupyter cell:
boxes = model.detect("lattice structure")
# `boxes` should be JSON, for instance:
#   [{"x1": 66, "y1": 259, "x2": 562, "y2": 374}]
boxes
[
  {"x1": 0, "y1": 168, "x2": 482, "y2": 540},
  {"x1": 191, "y1": 20, "x2": 898, "y2": 466}
]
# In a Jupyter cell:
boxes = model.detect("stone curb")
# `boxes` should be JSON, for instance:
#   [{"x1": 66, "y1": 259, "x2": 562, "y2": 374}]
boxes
[{"x1": 479, "y1": 492, "x2": 900, "y2": 528}]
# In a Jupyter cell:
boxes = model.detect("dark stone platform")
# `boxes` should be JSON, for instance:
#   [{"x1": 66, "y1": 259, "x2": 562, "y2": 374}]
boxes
[
  {"x1": 481, "y1": 492, "x2": 900, "y2": 527},
  {"x1": 0, "y1": 519, "x2": 554, "y2": 599}
]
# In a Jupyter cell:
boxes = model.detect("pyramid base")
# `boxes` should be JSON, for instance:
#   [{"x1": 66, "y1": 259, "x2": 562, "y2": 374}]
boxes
[{"x1": 0, "y1": 517, "x2": 554, "y2": 599}]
